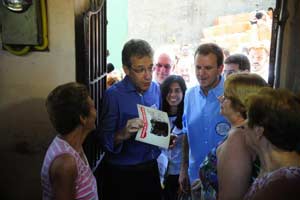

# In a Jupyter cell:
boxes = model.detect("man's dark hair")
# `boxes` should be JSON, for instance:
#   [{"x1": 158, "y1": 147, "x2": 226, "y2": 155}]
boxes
[
  {"x1": 194, "y1": 43, "x2": 224, "y2": 67},
  {"x1": 225, "y1": 53, "x2": 250, "y2": 71},
  {"x1": 46, "y1": 82, "x2": 90, "y2": 135},
  {"x1": 122, "y1": 39, "x2": 154, "y2": 68}
]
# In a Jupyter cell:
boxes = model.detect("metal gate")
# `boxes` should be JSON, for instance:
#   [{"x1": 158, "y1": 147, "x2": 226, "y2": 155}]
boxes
[{"x1": 82, "y1": 0, "x2": 107, "y2": 171}]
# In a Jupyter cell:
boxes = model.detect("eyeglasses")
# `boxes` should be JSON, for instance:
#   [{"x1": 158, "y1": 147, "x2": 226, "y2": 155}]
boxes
[
  {"x1": 156, "y1": 63, "x2": 171, "y2": 70},
  {"x1": 130, "y1": 66, "x2": 154, "y2": 74},
  {"x1": 218, "y1": 94, "x2": 230, "y2": 103},
  {"x1": 223, "y1": 69, "x2": 240, "y2": 77}
]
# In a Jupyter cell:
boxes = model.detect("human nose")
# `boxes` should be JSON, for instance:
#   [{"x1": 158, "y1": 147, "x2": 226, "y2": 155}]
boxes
[
  {"x1": 169, "y1": 90, "x2": 176, "y2": 97},
  {"x1": 161, "y1": 66, "x2": 168, "y2": 72},
  {"x1": 254, "y1": 56, "x2": 262, "y2": 62},
  {"x1": 218, "y1": 95, "x2": 225, "y2": 103},
  {"x1": 197, "y1": 68, "x2": 206, "y2": 76},
  {"x1": 144, "y1": 69, "x2": 152, "y2": 79}
]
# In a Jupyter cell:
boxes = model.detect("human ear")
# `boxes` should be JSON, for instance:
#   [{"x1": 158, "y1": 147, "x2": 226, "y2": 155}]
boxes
[
  {"x1": 79, "y1": 115, "x2": 87, "y2": 126},
  {"x1": 254, "y1": 126, "x2": 264, "y2": 140},
  {"x1": 218, "y1": 64, "x2": 224, "y2": 74},
  {"x1": 123, "y1": 65, "x2": 130, "y2": 75}
]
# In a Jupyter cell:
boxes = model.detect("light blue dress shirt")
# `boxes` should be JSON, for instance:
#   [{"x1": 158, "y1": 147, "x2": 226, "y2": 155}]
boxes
[{"x1": 182, "y1": 76, "x2": 230, "y2": 183}]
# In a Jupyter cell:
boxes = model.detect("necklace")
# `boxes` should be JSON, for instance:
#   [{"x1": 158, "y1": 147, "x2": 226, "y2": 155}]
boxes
[{"x1": 231, "y1": 120, "x2": 246, "y2": 129}]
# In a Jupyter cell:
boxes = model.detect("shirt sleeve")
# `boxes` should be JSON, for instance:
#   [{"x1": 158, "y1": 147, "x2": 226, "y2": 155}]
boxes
[
  {"x1": 182, "y1": 92, "x2": 189, "y2": 135},
  {"x1": 97, "y1": 90, "x2": 123, "y2": 154}
]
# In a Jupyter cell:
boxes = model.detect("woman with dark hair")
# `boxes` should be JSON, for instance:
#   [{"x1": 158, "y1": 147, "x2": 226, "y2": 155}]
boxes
[
  {"x1": 160, "y1": 75, "x2": 187, "y2": 200},
  {"x1": 41, "y1": 82, "x2": 98, "y2": 200},
  {"x1": 243, "y1": 88, "x2": 300, "y2": 200}
]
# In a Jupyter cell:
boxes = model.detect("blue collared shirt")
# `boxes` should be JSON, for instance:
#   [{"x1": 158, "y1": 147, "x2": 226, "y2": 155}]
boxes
[
  {"x1": 98, "y1": 76, "x2": 161, "y2": 165},
  {"x1": 182, "y1": 76, "x2": 230, "y2": 183}
]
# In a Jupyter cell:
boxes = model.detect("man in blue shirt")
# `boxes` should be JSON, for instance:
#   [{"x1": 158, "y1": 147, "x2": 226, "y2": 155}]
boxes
[
  {"x1": 98, "y1": 39, "x2": 162, "y2": 200},
  {"x1": 179, "y1": 43, "x2": 230, "y2": 192}
]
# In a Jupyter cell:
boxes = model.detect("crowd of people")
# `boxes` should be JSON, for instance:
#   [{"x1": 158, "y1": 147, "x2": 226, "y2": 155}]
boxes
[
  {"x1": 41, "y1": 38, "x2": 300, "y2": 200},
  {"x1": 107, "y1": 41, "x2": 270, "y2": 90}
]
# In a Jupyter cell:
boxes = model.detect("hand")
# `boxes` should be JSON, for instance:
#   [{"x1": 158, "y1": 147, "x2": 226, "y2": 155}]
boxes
[
  {"x1": 179, "y1": 167, "x2": 191, "y2": 193},
  {"x1": 169, "y1": 134, "x2": 177, "y2": 149},
  {"x1": 125, "y1": 118, "x2": 144, "y2": 134},
  {"x1": 114, "y1": 118, "x2": 144, "y2": 144}
]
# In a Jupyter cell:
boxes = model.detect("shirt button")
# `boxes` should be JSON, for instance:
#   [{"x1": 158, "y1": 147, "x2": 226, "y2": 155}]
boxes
[{"x1": 204, "y1": 141, "x2": 208, "y2": 144}]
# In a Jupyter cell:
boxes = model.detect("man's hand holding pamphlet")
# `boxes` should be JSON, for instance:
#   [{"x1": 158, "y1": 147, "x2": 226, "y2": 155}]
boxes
[{"x1": 135, "y1": 104, "x2": 171, "y2": 149}]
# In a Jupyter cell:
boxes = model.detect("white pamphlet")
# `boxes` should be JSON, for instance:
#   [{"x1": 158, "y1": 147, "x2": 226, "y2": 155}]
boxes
[{"x1": 135, "y1": 104, "x2": 170, "y2": 149}]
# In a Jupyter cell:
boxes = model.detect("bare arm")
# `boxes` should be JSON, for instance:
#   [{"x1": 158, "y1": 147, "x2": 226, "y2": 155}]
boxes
[
  {"x1": 50, "y1": 154, "x2": 77, "y2": 200},
  {"x1": 217, "y1": 129, "x2": 254, "y2": 200},
  {"x1": 179, "y1": 134, "x2": 190, "y2": 193}
]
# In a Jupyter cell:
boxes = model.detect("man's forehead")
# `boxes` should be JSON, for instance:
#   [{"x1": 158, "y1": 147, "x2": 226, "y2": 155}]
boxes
[
  {"x1": 249, "y1": 47, "x2": 268, "y2": 54},
  {"x1": 158, "y1": 53, "x2": 171, "y2": 61},
  {"x1": 130, "y1": 55, "x2": 153, "y2": 61},
  {"x1": 197, "y1": 52, "x2": 217, "y2": 58},
  {"x1": 195, "y1": 53, "x2": 218, "y2": 64}
]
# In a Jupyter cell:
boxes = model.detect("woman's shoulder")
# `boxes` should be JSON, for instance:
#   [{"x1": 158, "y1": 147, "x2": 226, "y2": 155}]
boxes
[
  {"x1": 50, "y1": 154, "x2": 77, "y2": 179},
  {"x1": 218, "y1": 127, "x2": 254, "y2": 160},
  {"x1": 225, "y1": 127, "x2": 247, "y2": 147},
  {"x1": 254, "y1": 167, "x2": 300, "y2": 189},
  {"x1": 270, "y1": 166, "x2": 300, "y2": 180},
  {"x1": 246, "y1": 167, "x2": 300, "y2": 200}
]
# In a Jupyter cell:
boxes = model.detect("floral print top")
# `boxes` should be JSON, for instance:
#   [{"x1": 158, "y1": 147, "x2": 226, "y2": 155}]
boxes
[
  {"x1": 244, "y1": 166, "x2": 300, "y2": 200},
  {"x1": 199, "y1": 137, "x2": 260, "y2": 200},
  {"x1": 199, "y1": 140, "x2": 224, "y2": 200}
]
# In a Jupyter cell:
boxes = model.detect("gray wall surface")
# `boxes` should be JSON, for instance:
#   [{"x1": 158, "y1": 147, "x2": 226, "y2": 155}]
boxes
[{"x1": 128, "y1": 0, "x2": 276, "y2": 50}]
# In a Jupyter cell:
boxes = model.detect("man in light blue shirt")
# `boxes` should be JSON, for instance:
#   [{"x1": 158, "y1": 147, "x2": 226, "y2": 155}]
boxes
[{"x1": 179, "y1": 43, "x2": 230, "y2": 191}]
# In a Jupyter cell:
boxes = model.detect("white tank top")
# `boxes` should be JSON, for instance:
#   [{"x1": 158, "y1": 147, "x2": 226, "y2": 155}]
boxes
[{"x1": 41, "y1": 136, "x2": 98, "y2": 200}]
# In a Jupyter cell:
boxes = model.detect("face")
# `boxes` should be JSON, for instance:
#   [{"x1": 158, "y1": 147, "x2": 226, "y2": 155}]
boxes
[
  {"x1": 166, "y1": 82, "x2": 183, "y2": 107},
  {"x1": 218, "y1": 95, "x2": 236, "y2": 118},
  {"x1": 176, "y1": 65, "x2": 190, "y2": 83},
  {"x1": 195, "y1": 53, "x2": 223, "y2": 93},
  {"x1": 223, "y1": 63, "x2": 240, "y2": 79},
  {"x1": 249, "y1": 48, "x2": 268, "y2": 72},
  {"x1": 154, "y1": 54, "x2": 172, "y2": 84},
  {"x1": 85, "y1": 96, "x2": 97, "y2": 131},
  {"x1": 124, "y1": 55, "x2": 153, "y2": 92}
]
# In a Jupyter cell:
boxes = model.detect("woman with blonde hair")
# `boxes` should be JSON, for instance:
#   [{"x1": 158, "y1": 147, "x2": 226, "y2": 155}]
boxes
[{"x1": 199, "y1": 73, "x2": 267, "y2": 200}]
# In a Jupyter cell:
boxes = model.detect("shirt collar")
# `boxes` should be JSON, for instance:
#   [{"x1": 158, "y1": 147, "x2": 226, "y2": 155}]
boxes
[
  {"x1": 122, "y1": 75, "x2": 137, "y2": 92},
  {"x1": 122, "y1": 75, "x2": 154, "y2": 94},
  {"x1": 198, "y1": 75, "x2": 224, "y2": 98}
]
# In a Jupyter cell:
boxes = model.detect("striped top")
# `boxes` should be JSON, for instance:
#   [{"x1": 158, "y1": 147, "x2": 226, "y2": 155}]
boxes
[{"x1": 41, "y1": 136, "x2": 98, "y2": 200}]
